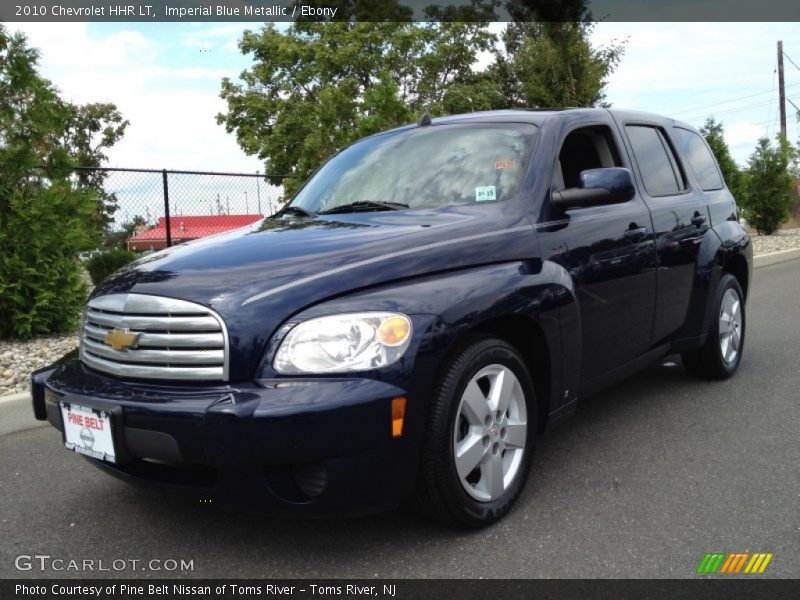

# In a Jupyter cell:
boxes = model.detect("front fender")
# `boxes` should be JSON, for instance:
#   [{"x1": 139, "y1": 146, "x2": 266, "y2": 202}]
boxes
[{"x1": 257, "y1": 260, "x2": 580, "y2": 430}]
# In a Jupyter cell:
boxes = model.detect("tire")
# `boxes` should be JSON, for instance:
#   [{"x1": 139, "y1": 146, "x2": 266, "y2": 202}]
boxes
[
  {"x1": 682, "y1": 273, "x2": 746, "y2": 379},
  {"x1": 413, "y1": 336, "x2": 537, "y2": 528}
]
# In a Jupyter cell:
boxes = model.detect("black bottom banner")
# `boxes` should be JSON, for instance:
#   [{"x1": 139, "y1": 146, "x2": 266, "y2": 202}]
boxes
[{"x1": 4, "y1": 579, "x2": 800, "y2": 600}]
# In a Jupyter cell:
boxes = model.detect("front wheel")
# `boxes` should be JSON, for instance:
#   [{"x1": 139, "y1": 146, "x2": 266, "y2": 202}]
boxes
[
  {"x1": 413, "y1": 337, "x2": 537, "y2": 528},
  {"x1": 682, "y1": 273, "x2": 746, "y2": 379}
]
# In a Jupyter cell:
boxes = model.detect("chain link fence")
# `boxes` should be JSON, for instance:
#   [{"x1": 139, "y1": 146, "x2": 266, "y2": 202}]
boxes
[{"x1": 75, "y1": 167, "x2": 286, "y2": 251}]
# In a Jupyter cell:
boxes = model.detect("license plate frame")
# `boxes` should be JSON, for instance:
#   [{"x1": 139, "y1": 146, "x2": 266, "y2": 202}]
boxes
[{"x1": 60, "y1": 401, "x2": 117, "y2": 464}]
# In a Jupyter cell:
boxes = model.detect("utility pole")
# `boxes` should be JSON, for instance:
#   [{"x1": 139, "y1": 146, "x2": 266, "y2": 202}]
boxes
[{"x1": 778, "y1": 40, "x2": 787, "y2": 140}]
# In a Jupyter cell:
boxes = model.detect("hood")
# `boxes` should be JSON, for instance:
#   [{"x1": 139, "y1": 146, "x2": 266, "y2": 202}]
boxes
[{"x1": 94, "y1": 206, "x2": 535, "y2": 381}]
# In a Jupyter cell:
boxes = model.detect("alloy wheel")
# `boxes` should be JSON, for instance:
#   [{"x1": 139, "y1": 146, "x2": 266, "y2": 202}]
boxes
[
  {"x1": 719, "y1": 288, "x2": 743, "y2": 365},
  {"x1": 452, "y1": 364, "x2": 528, "y2": 502}
]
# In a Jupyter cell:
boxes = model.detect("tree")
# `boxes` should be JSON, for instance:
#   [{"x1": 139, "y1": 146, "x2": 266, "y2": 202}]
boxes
[
  {"x1": 103, "y1": 214, "x2": 150, "y2": 250},
  {"x1": 700, "y1": 117, "x2": 747, "y2": 204},
  {"x1": 0, "y1": 26, "x2": 126, "y2": 338},
  {"x1": 220, "y1": 1, "x2": 624, "y2": 198},
  {"x1": 792, "y1": 139, "x2": 800, "y2": 220},
  {"x1": 492, "y1": 1, "x2": 625, "y2": 108},
  {"x1": 65, "y1": 102, "x2": 128, "y2": 232},
  {"x1": 218, "y1": 20, "x2": 500, "y2": 197},
  {"x1": 743, "y1": 136, "x2": 794, "y2": 235}
]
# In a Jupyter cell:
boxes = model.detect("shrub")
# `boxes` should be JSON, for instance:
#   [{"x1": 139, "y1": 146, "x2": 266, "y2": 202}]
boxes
[
  {"x1": 85, "y1": 249, "x2": 139, "y2": 286},
  {"x1": 0, "y1": 182, "x2": 95, "y2": 338},
  {"x1": 743, "y1": 137, "x2": 794, "y2": 235},
  {"x1": 700, "y1": 118, "x2": 748, "y2": 206},
  {"x1": 1, "y1": 27, "x2": 126, "y2": 339}
]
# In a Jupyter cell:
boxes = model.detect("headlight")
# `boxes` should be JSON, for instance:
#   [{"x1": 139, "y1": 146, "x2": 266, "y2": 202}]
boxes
[{"x1": 273, "y1": 312, "x2": 412, "y2": 374}]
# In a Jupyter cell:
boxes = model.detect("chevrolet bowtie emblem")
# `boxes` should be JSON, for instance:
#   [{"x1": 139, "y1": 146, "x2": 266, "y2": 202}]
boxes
[{"x1": 104, "y1": 328, "x2": 141, "y2": 351}]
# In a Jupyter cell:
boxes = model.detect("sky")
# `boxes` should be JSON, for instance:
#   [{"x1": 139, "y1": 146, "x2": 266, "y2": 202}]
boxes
[{"x1": 8, "y1": 21, "x2": 800, "y2": 173}]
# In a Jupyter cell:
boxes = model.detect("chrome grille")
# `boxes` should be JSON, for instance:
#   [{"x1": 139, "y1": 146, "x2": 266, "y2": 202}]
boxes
[{"x1": 80, "y1": 293, "x2": 229, "y2": 381}]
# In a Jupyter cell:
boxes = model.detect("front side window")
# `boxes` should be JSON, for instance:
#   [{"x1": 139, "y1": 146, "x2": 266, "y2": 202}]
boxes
[
  {"x1": 556, "y1": 125, "x2": 623, "y2": 189},
  {"x1": 625, "y1": 125, "x2": 686, "y2": 197},
  {"x1": 291, "y1": 123, "x2": 538, "y2": 213},
  {"x1": 673, "y1": 127, "x2": 724, "y2": 191}
]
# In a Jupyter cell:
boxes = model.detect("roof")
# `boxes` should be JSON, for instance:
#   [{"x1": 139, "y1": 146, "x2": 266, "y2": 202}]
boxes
[
  {"x1": 431, "y1": 108, "x2": 583, "y2": 124},
  {"x1": 128, "y1": 214, "x2": 263, "y2": 242},
  {"x1": 370, "y1": 108, "x2": 697, "y2": 138},
  {"x1": 431, "y1": 107, "x2": 693, "y2": 127}
]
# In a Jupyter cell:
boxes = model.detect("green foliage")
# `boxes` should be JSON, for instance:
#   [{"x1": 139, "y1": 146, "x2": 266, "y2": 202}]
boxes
[
  {"x1": 218, "y1": 21, "x2": 501, "y2": 197},
  {"x1": 218, "y1": 4, "x2": 623, "y2": 199},
  {"x1": 744, "y1": 137, "x2": 795, "y2": 235},
  {"x1": 0, "y1": 182, "x2": 95, "y2": 338},
  {"x1": 102, "y1": 215, "x2": 150, "y2": 250},
  {"x1": 700, "y1": 118, "x2": 748, "y2": 204},
  {"x1": 0, "y1": 25, "x2": 125, "y2": 338},
  {"x1": 85, "y1": 249, "x2": 139, "y2": 286},
  {"x1": 66, "y1": 103, "x2": 129, "y2": 233},
  {"x1": 492, "y1": 21, "x2": 625, "y2": 109}
]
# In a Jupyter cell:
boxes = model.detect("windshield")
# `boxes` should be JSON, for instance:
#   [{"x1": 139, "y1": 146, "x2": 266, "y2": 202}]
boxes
[{"x1": 290, "y1": 122, "x2": 538, "y2": 214}]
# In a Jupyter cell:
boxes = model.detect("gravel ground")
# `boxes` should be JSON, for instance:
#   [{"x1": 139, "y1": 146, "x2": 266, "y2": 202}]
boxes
[
  {"x1": 0, "y1": 333, "x2": 80, "y2": 396},
  {"x1": 1, "y1": 229, "x2": 799, "y2": 397},
  {"x1": 750, "y1": 227, "x2": 800, "y2": 256}
]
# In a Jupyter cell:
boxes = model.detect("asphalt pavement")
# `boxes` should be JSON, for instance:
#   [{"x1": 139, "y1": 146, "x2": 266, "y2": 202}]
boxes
[{"x1": 1, "y1": 261, "x2": 798, "y2": 579}]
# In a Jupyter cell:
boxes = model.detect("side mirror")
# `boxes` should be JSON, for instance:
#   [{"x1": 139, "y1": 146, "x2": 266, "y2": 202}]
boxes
[{"x1": 551, "y1": 167, "x2": 636, "y2": 210}]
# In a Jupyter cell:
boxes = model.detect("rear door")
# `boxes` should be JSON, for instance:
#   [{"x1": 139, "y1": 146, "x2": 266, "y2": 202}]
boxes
[
  {"x1": 671, "y1": 126, "x2": 739, "y2": 229},
  {"x1": 614, "y1": 120, "x2": 711, "y2": 343}
]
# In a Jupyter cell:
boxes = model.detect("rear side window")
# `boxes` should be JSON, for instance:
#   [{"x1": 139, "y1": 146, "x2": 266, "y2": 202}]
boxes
[
  {"x1": 625, "y1": 125, "x2": 686, "y2": 196},
  {"x1": 673, "y1": 127, "x2": 724, "y2": 191}
]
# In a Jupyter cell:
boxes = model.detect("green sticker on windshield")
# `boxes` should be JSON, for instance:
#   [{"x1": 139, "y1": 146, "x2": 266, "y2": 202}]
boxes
[{"x1": 475, "y1": 186, "x2": 496, "y2": 202}]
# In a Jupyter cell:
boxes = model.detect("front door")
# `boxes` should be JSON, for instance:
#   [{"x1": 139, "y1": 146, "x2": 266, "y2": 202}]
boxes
[{"x1": 537, "y1": 120, "x2": 657, "y2": 384}]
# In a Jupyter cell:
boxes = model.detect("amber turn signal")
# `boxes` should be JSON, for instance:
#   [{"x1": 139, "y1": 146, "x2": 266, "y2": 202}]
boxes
[
  {"x1": 391, "y1": 397, "x2": 407, "y2": 438},
  {"x1": 378, "y1": 316, "x2": 411, "y2": 346}
]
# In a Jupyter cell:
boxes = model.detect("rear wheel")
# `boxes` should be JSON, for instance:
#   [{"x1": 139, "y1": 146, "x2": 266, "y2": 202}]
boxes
[
  {"x1": 682, "y1": 274, "x2": 745, "y2": 379},
  {"x1": 414, "y1": 337, "x2": 537, "y2": 528}
]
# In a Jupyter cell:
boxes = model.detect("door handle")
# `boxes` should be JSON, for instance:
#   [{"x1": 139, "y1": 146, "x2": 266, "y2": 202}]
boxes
[
  {"x1": 691, "y1": 214, "x2": 707, "y2": 227},
  {"x1": 624, "y1": 226, "x2": 647, "y2": 241}
]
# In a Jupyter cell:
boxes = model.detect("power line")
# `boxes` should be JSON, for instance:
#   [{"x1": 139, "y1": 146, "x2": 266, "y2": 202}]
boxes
[
  {"x1": 783, "y1": 50, "x2": 800, "y2": 71},
  {"x1": 681, "y1": 98, "x2": 777, "y2": 123},
  {"x1": 671, "y1": 43, "x2": 800, "y2": 144},
  {"x1": 670, "y1": 81, "x2": 800, "y2": 117}
]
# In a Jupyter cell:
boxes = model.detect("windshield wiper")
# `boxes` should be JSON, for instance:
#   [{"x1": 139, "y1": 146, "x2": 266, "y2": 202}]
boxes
[
  {"x1": 272, "y1": 205, "x2": 316, "y2": 219},
  {"x1": 318, "y1": 200, "x2": 410, "y2": 215}
]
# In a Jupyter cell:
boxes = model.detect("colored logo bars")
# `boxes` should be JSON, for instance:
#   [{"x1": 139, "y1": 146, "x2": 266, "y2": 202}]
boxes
[{"x1": 697, "y1": 552, "x2": 773, "y2": 574}]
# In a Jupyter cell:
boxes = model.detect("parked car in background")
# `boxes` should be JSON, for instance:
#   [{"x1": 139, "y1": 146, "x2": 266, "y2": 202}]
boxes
[
  {"x1": 33, "y1": 108, "x2": 752, "y2": 527},
  {"x1": 77, "y1": 250, "x2": 102, "y2": 261}
]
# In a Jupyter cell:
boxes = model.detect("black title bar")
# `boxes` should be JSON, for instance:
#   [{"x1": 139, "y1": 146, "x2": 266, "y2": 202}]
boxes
[{"x1": 1, "y1": 1, "x2": 800, "y2": 22}]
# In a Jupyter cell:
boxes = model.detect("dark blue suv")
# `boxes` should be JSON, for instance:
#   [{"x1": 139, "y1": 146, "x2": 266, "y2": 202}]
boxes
[{"x1": 32, "y1": 109, "x2": 752, "y2": 527}]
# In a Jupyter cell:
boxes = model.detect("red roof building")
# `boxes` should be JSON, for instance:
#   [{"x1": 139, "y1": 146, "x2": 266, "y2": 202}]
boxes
[{"x1": 127, "y1": 214, "x2": 263, "y2": 251}]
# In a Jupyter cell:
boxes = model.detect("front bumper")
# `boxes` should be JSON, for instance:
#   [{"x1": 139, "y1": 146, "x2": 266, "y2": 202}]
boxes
[{"x1": 32, "y1": 356, "x2": 422, "y2": 517}]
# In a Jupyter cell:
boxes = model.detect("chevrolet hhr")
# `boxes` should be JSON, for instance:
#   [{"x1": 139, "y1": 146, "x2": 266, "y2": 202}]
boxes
[{"x1": 32, "y1": 109, "x2": 752, "y2": 527}]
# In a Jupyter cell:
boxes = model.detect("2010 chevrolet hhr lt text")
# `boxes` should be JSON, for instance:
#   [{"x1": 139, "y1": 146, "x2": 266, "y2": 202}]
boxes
[{"x1": 32, "y1": 109, "x2": 752, "y2": 527}]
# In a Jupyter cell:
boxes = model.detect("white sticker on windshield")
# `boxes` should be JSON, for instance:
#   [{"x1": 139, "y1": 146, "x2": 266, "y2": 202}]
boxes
[{"x1": 475, "y1": 185, "x2": 496, "y2": 202}]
